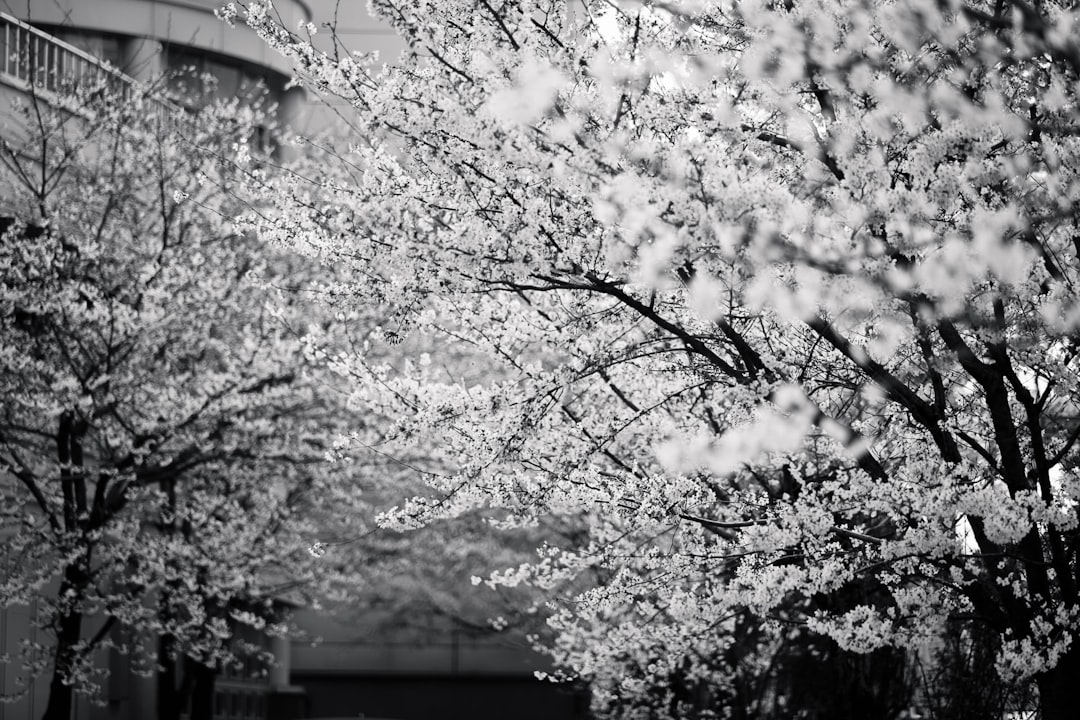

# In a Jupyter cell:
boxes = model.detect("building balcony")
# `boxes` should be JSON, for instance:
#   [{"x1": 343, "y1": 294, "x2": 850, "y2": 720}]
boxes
[
  {"x1": 11, "y1": 0, "x2": 311, "y2": 80},
  {"x1": 0, "y1": 12, "x2": 188, "y2": 152}
]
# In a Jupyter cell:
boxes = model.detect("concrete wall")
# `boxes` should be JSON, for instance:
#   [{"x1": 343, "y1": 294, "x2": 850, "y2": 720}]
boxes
[
  {"x1": 0, "y1": 76, "x2": 30, "y2": 152},
  {"x1": 290, "y1": 606, "x2": 552, "y2": 677},
  {"x1": 293, "y1": 673, "x2": 590, "y2": 720},
  {"x1": 0, "y1": 600, "x2": 47, "y2": 720},
  {"x1": 0, "y1": 590, "x2": 156, "y2": 720},
  {"x1": 288, "y1": 606, "x2": 590, "y2": 720}
]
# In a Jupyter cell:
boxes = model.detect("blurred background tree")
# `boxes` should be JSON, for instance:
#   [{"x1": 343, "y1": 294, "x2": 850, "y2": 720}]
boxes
[{"x1": 0, "y1": 79, "x2": 367, "y2": 720}]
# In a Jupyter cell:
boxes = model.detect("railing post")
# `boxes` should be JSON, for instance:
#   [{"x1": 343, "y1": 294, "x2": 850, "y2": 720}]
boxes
[{"x1": 0, "y1": 12, "x2": 191, "y2": 132}]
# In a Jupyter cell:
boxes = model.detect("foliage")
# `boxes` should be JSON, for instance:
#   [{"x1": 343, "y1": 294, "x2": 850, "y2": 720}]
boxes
[
  {"x1": 235, "y1": 0, "x2": 1080, "y2": 717},
  {"x1": 0, "y1": 83, "x2": 363, "y2": 716}
]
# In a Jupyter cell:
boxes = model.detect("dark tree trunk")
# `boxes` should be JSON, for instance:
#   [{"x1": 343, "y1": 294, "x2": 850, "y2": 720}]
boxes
[
  {"x1": 42, "y1": 411, "x2": 90, "y2": 720},
  {"x1": 1036, "y1": 639, "x2": 1080, "y2": 720},
  {"x1": 157, "y1": 635, "x2": 180, "y2": 720},
  {"x1": 158, "y1": 479, "x2": 183, "y2": 720},
  {"x1": 188, "y1": 658, "x2": 218, "y2": 720},
  {"x1": 40, "y1": 573, "x2": 84, "y2": 720}
]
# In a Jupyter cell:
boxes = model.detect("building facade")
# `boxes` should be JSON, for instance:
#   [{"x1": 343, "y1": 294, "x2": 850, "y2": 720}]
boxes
[{"x1": 2, "y1": 0, "x2": 311, "y2": 126}]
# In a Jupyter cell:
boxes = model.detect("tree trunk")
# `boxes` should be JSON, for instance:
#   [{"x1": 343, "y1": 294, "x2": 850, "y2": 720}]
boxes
[
  {"x1": 157, "y1": 478, "x2": 182, "y2": 720},
  {"x1": 1036, "y1": 639, "x2": 1080, "y2": 720},
  {"x1": 40, "y1": 573, "x2": 84, "y2": 720},
  {"x1": 157, "y1": 635, "x2": 180, "y2": 720},
  {"x1": 42, "y1": 411, "x2": 89, "y2": 720},
  {"x1": 188, "y1": 658, "x2": 217, "y2": 720}
]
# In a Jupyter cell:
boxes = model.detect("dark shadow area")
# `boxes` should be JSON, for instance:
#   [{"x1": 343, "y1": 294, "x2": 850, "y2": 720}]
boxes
[{"x1": 294, "y1": 673, "x2": 590, "y2": 720}]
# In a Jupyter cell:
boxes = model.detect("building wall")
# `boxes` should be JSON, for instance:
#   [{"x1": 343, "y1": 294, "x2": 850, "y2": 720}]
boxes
[
  {"x1": 0, "y1": 588, "x2": 286, "y2": 720},
  {"x1": 2, "y1": 0, "x2": 308, "y2": 132},
  {"x1": 293, "y1": 673, "x2": 590, "y2": 720},
  {"x1": 289, "y1": 607, "x2": 589, "y2": 720},
  {"x1": 0, "y1": 583, "x2": 153, "y2": 720},
  {"x1": 9, "y1": 0, "x2": 310, "y2": 79},
  {"x1": 4, "y1": 0, "x2": 406, "y2": 135},
  {"x1": 0, "y1": 600, "x2": 44, "y2": 720}
]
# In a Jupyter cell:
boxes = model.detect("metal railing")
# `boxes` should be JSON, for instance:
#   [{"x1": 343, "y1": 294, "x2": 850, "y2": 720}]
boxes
[{"x1": 0, "y1": 12, "x2": 187, "y2": 129}]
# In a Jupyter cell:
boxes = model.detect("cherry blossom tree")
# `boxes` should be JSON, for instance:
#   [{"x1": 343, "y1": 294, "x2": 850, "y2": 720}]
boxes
[
  {"x1": 235, "y1": 0, "x2": 1080, "y2": 717},
  {"x1": 0, "y1": 83, "x2": 364, "y2": 719}
]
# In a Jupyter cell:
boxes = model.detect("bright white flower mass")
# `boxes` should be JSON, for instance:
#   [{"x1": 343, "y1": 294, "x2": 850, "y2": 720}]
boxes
[
  {"x1": 484, "y1": 54, "x2": 566, "y2": 125},
  {"x1": 236, "y1": 0, "x2": 1080, "y2": 717},
  {"x1": 0, "y1": 85, "x2": 368, "y2": 708}
]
